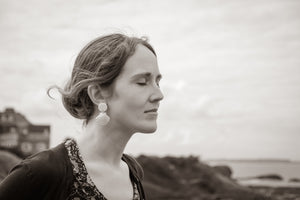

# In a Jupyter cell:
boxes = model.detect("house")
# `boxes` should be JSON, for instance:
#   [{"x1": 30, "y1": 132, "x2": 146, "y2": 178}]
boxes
[{"x1": 0, "y1": 108, "x2": 50, "y2": 157}]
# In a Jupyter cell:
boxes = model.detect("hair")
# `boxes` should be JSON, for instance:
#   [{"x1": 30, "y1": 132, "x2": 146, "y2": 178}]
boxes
[{"x1": 48, "y1": 33, "x2": 156, "y2": 124}]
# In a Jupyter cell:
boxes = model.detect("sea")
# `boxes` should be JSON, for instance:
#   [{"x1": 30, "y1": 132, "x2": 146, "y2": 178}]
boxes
[{"x1": 206, "y1": 160, "x2": 300, "y2": 188}]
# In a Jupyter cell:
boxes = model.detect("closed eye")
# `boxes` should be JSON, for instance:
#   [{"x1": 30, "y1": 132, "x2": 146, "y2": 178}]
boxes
[{"x1": 136, "y1": 77, "x2": 148, "y2": 86}]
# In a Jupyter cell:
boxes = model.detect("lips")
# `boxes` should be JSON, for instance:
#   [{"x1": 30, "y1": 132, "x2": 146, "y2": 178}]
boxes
[{"x1": 144, "y1": 108, "x2": 158, "y2": 113}]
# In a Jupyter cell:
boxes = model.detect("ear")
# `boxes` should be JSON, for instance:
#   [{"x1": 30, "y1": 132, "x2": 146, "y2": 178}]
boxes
[{"x1": 87, "y1": 84, "x2": 110, "y2": 105}]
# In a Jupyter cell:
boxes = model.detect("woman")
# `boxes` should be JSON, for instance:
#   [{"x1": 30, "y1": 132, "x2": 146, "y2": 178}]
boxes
[{"x1": 0, "y1": 33, "x2": 164, "y2": 200}]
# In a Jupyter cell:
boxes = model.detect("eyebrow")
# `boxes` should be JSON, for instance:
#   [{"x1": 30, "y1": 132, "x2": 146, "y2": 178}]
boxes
[{"x1": 131, "y1": 72, "x2": 162, "y2": 80}]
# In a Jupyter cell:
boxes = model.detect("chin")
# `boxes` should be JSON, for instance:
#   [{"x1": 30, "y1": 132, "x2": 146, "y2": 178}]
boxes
[
  {"x1": 138, "y1": 123, "x2": 157, "y2": 133},
  {"x1": 142, "y1": 128, "x2": 157, "y2": 134}
]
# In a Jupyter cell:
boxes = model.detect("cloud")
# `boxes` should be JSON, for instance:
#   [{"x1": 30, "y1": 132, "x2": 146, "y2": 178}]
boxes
[{"x1": 1, "y1": 0, "x2": 300, "y2": 160}]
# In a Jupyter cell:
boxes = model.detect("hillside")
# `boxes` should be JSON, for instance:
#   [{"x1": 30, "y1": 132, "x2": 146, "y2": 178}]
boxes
[{"x1": 136, "y1": 155, "x2": 269, "y2": 200}]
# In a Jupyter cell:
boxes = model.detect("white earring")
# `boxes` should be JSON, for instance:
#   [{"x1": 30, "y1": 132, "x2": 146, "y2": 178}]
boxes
[{"x1": 96, "y1": 102, "x2": 110, "y2": 125}]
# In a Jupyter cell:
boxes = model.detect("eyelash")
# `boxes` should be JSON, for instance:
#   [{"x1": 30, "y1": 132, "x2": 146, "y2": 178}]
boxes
[{"x1": 137, "y1": 81, "x2": 160, "y2": 87}]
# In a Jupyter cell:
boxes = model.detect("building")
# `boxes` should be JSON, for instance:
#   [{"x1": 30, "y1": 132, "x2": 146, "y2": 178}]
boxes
[{"x1": 0, "y1": 108, "x2": 50, "y2": 157}]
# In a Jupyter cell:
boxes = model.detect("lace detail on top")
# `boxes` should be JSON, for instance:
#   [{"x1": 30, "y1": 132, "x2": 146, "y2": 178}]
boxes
[{"x1": 64, "y1": 138, "x2": 140, "y2": 200}]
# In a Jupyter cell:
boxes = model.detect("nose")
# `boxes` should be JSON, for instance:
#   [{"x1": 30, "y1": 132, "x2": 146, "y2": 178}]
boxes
[{"x1": 150, "y1": 86, "x2": 164, "y2": 102}]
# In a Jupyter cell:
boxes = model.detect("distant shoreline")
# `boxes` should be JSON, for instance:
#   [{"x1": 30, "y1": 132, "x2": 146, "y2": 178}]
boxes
[
  {"x1": 250, "y1": 185, "x2": 300, "y2": 199},
  {"x1": 206, "y1": 159, "x2": 300, "y2": 190},
  {"x1": 238, "y1": 179, "x2": 300, "y2": 188},
  {"x1": 206, "y1": 159, "x2": 300, "y2": 163}
]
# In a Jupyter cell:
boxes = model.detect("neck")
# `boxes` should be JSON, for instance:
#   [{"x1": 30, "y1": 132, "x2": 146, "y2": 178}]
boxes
[{"x1": 75, "y1": 118, "x2": 134, "y2": 167}]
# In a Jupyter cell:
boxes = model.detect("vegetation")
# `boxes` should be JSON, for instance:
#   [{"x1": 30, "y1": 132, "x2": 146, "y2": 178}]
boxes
[{"x1": 137, "y1": 155, "x2": 269, "y2": 200}]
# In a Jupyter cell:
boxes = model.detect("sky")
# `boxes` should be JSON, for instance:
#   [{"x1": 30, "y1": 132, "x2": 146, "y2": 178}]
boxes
[{"x1": 0, "y1": 0, "x2": 299, "y2": 160}]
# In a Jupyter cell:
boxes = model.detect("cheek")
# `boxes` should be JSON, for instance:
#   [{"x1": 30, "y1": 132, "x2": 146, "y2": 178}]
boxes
[
  {"x1": 124, "y1": 94, "x2": 145, "y2": 115},
  {"x1": 109, "y1": 82, "x2": 151, "y2": 119},
  {"x1": 110, "y1": 90, "x2": 145, "y2": 118},
  {"x1": 121, "y1": 85, "x2": 146, "y2": 107}
]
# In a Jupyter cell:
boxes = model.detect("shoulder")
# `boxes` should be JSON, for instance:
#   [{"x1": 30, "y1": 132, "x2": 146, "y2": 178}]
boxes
[
  {"x1": 122, "y1": 154, "x2": 144, "y2": 181},
  {"x1": 16, "y1": 142, "x2": 71, "y2": 182},
  {"x1": 0, "y1": 142, "x2": 73, "y2": 199}
]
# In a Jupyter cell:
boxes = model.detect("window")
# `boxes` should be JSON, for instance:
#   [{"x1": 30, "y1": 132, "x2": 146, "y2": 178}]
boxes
[
  {"x1": 22, "y1": 129, "x2": 28, "y2": 135},
  {"x1": 21, "y1": 142, "x2": 33, "y2": 153},
  {"x1": 1, "y1": 115, "x2": 6, "y2": 122},
  {"x1": 43, "y1": 129, "x2": 49, "y2": 135},
  {"x1": 10, "y1": 127, "x2": 17, "y2": 133},
  {"x1": 8, "y1": 115, "x2": 14, "y2": 122}
]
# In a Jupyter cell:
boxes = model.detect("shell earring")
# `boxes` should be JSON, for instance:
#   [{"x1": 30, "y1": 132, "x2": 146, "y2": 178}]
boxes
[{"x1": 96, "y1": 102, "x2": 110, "y2": 125}]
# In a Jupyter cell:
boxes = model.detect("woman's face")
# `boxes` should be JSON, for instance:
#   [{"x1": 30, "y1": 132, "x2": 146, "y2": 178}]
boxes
[{"x1": 107, "y1": 44, "x2": 164, "y2": 134}]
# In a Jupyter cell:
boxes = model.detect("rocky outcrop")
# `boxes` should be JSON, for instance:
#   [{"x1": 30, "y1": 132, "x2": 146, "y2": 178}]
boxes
[
  {"x1": 136, "y1": 155, "x2": 269, "y2": 200},
  {"x1": 289, "y1": 178, "x2": 300, "y2": 182},
  {"x1": 256, "y1": 174, "x2": 283, "y2": 181},
  {"x1": 212, "y1": 165, "x2": 232, "y2": 178}
]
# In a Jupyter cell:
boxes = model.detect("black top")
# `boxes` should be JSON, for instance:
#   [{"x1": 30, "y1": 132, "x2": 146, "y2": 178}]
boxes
[{"x1": 0, "y1": 139, "x2": 146, "y2": 200}]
